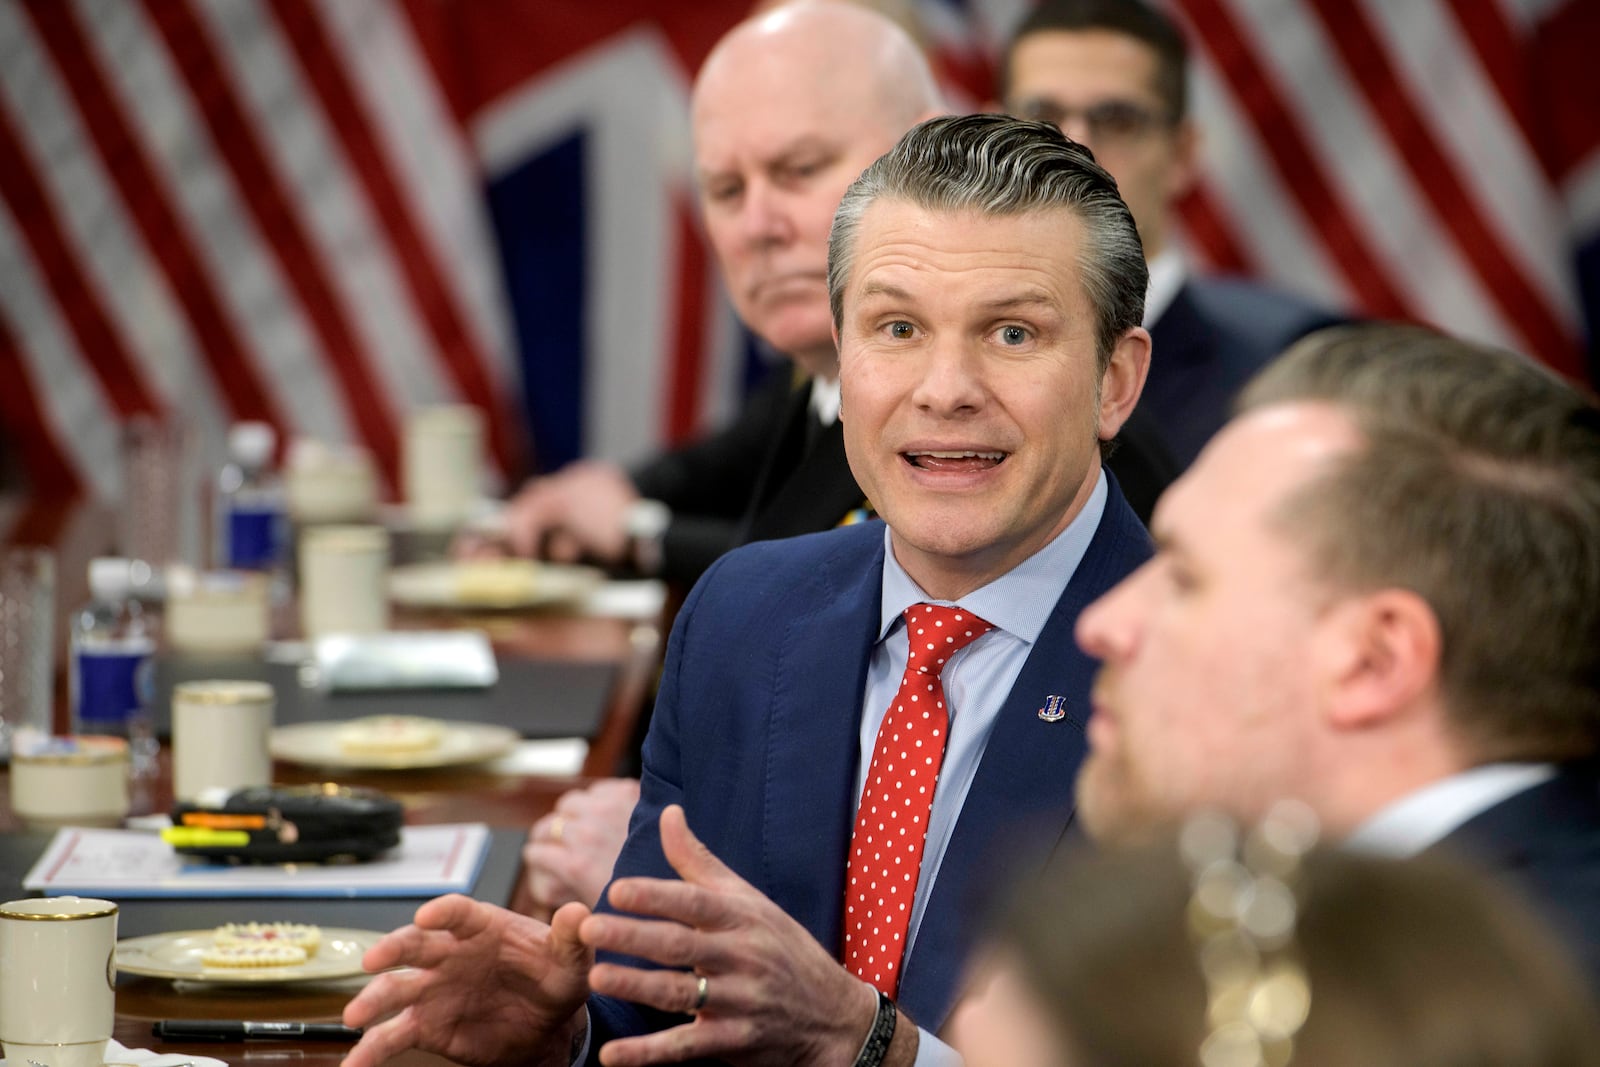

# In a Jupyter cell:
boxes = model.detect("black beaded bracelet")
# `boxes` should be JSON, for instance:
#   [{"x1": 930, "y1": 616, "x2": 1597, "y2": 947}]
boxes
[{"x1": 852, "y1": 989, "x2": 898, "y2": 1067}]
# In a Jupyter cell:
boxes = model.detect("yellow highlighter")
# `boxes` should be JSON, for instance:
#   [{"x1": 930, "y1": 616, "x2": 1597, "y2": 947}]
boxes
[{"x1": 161, "y1": 827, "x2": 252, "y2": 848}]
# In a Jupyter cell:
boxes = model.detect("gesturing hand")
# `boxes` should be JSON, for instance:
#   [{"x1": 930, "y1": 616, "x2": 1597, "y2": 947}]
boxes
[
  {"x1": 580, "y1": 805, "x2": 880, "y2": 1067},
  {"x1": 342, "y1": 894, "x2": 593, "y2": 1067}
]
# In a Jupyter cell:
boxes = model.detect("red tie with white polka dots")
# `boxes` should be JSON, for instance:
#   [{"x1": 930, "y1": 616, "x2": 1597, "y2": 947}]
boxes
[{"x1": 843, "y1": 602, "x2": 994, "y2": 997}]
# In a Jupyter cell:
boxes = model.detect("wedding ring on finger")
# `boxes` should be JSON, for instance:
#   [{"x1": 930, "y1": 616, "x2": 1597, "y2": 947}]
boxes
[
  {"x1": 692, "y1": 974, "x2": 709, "y2": 1014},
  {"x1": 548, "y1": 815, "x2": 565, "y2": 844}
]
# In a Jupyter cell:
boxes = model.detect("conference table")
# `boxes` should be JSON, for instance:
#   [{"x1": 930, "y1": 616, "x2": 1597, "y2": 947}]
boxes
[{"x1": 0, "y1": 499, "x2": 668, "y2": 1067}]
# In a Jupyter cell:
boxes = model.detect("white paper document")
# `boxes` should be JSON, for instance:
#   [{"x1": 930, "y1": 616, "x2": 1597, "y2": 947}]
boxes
[{"x1": 23, "y1": 823, "x2": 489, "y2": 898}]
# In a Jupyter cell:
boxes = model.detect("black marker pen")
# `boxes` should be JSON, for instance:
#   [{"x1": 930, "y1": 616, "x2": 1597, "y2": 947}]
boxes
[{"x1": 152, "y1": 1020, "x2": 363, "y2": 1042}]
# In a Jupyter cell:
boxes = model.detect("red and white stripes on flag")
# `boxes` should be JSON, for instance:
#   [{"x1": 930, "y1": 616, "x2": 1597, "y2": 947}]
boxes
[
  {"x1": 1168, "y1": 0, "x2": 1595, "y2": 380},
  {"x1": 1, "y1": 0, "x2": 1595, "y2": 510},
  {"x1": 0, "y1": 0, "x2": 520, "y2": 502},
  {"x1": 928, "y1": 0, "x2": 1598, "y2": 379}
]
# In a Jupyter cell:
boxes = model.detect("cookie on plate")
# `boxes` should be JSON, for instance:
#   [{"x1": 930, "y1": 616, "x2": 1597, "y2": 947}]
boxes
[
  {"x1": 212, "y1": 921, "x2": 322, "y2": 957},
  {"x1": 199, "y1": 941, "x2": 309, "y2": 968},
  {"x1": 336, "y1": 714, "x2": 445, "y2": 756}
]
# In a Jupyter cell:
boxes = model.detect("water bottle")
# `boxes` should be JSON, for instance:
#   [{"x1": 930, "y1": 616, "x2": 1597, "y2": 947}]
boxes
[
  {"x1": 216, "y1": 421, "x2": 286, "y2": 572},
  {"x1": 69, "y1": 558, "x2": 159, "y2": 776}
]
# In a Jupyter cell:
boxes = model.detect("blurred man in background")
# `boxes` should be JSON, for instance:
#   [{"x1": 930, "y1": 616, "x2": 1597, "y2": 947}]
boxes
[
  {"x1": 1004, "y1": 0, "x2": 1345, "y2": 468},
  {"x1": 492, "y1": 2, "x2": 940, "y2": 587}
]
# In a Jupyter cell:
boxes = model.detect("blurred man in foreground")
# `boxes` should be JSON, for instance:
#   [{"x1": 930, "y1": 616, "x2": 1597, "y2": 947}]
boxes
[
  {"x1": 952, "y1": 835, "x2": 1600, "y2": 1067},
  {"x1": 1004, "y1": 0, "x2": 1344, "y2": 468},
  {"x1": 342, "y1": 113, "x2": 1153, "y2": 1067},
  {"x1": 1075, "y1": 322, "x2": 1600, "y2": 985}
]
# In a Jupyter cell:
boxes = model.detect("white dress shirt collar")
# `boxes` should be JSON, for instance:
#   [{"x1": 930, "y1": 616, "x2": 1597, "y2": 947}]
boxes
[
  {"x1": 1143, "y1": 248, "x2": 1187, "y2": 328},
  {"x1": 1344, "y1": 762, "x2": 1557, "y2": 858},
  {"x1": 809, "y1": 376, "x2": 841, "y2": 426}
]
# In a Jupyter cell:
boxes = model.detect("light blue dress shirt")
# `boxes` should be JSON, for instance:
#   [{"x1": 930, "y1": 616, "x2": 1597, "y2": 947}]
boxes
[
  {"x1": 861, "y1": 470, "x2": 1106, "y2": 1067},
  {"x1": 578, "y1": 471, "x2": 1108, "y2": 1067}
]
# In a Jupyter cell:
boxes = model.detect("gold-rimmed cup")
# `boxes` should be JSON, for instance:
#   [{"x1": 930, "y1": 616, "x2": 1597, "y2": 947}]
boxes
[
  {"x1": 171, "y1": 679, "x2": 275, "y2": 803},
  {"x1": 9, "y1": 737, "x2": 129, "y2": 828},
  {"x1": 0, "y1": 896, "x2": 119, "y2": 1067},
  {"x1": 298, "y1": 524, "x2": 389, "y2": 639},
  {"x1": 404, "y1": 405, "x2": 484, "y2": 531}
]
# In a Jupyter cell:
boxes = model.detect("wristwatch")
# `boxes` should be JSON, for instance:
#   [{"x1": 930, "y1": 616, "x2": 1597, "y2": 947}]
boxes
[{"x1": 623, "y1": 498, "x2": 672, "y2": 575}]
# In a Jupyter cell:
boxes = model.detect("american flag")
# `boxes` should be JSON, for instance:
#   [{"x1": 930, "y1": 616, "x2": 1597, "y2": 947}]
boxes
[{"x1": 0, "y1": 0, "x2": 1595, "y2": 542}]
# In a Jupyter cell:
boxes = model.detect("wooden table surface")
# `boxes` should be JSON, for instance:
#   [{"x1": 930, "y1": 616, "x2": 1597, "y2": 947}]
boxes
[
  {"x1": 2, "y1": 754, "x2": 575, "y2": 1067},
  {"x1": 0, "y1": 497, "x2": 667, "y2": 1066}
]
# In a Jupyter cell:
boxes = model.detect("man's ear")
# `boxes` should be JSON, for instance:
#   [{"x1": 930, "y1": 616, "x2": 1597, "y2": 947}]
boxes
[
  {"x1": 1318, "y1": 589, "x2": 1442, "y2": 732},
  {"x1": 1097, "y1": 326, "x2": 1151, "y2": 440}
]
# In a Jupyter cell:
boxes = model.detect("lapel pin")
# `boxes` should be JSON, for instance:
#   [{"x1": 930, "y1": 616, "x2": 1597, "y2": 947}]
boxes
[{"x1": 1037, "y1": 695, "x2": 1068, "y2": 723}]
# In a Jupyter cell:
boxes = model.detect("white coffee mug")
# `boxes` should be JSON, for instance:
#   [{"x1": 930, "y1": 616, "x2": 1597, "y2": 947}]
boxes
[
  {"x1": 171, "y1": 680, "x2": 275, "y2": 802},
  {"x1": 403, "y1": 405, "x2": 484, "y2": 530},
  {"x1": 0, "y1": 896, "x2": 118, "y2": 1067},
  {"x1": 298, "y1": 524, "x2": 389, "y2": 639},
  {"x1": 165, "y1": 569, "x2": 271, "y2": 656},
  {"x1": 9, "y1": 737, "x2": 130, "y2": 828},
  {"x1": 286, "y1": 440, "x2": 379, "y2": 526}
]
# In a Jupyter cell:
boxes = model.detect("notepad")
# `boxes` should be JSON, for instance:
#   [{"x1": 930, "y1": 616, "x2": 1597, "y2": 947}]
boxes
[{"x1": 22, "y1": 822, "x2": 489, "y2": 898}]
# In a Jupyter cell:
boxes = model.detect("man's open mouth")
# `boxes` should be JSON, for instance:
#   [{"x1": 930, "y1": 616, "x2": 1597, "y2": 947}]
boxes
[{"x1": 903, "y1": 450, "x2": 1007, "y2": 472}]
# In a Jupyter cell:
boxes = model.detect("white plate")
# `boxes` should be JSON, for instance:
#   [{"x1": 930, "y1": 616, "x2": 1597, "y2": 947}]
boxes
[
  {"x1": 115, "y1": 926, "x2": 384, "y2": 984},
  {"x1": 388, "y1": 560, "x2": 603, "y2": 610},
  {"x1": 270, "y1": 719, "x2": 520, "y2": 770}
]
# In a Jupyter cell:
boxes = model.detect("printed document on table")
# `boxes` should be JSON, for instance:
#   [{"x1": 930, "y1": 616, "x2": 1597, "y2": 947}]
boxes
[{"x1": 22, "y1": 823, "x2": 489, "y2": 897}]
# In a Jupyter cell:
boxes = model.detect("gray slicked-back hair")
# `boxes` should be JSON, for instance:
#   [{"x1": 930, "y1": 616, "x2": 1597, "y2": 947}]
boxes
[{"x1": 827, "y1": 113, "x2": 1147, "y2": 371}]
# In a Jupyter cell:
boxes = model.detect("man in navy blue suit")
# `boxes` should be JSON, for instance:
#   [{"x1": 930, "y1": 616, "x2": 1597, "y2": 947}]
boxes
[
  {"x1": 343, "y1": 112, "x2": 1154, "y2": 1067},
  {"x1": 517, "y1": 0, "x2": 1176, "y2": 928},
  {"x1": 1075, "y1": 322, "x2": 1600, "y2": 988},
  {"x1": 1004, "y1": 0, "x2": 1345, "y2": 469}
]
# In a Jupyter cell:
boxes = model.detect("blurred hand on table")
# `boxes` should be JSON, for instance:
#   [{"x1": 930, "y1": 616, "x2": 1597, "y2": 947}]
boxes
[
  {"x1": 483, "y1": 461, "x2": 639, "y2": 564},
  {"x1": 524, "y1": 777, "x2": 641, "y2": 913}
]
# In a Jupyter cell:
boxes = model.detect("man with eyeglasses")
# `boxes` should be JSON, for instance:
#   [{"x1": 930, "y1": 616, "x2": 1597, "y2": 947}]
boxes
[{"x1": 1003, "y1": 0, "x2": 1345, "y2": 469}]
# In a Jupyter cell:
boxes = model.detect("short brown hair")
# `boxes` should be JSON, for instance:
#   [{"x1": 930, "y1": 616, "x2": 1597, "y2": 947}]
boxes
[
  {"x1": 1238, "y1": 323, "x2": 1600, "y2": 762},
  {"x1": 1003, "y1": 0, "x2": 1189, "y2": 120},
  {"x1": 990, "y1": 841, "x2": 1600, "y2": 1067}
]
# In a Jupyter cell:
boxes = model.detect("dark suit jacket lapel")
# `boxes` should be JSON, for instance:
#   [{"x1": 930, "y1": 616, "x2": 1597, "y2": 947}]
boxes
[
  {"x1": 1141, "y1": 284, "x2": 1207, "y2": 424},
  {"x1": 741, "y1": 381, "x2": 811, "y2": 524},
  {"x1": 898, "y1": 489, "x2": 1150, "y2": 1028},
  {"x1": 760, "y1": 530, "x2": 885, "y2": 954},
  {"x1": 744, "y1": 422, "x2": 866, "y2": 544}
]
